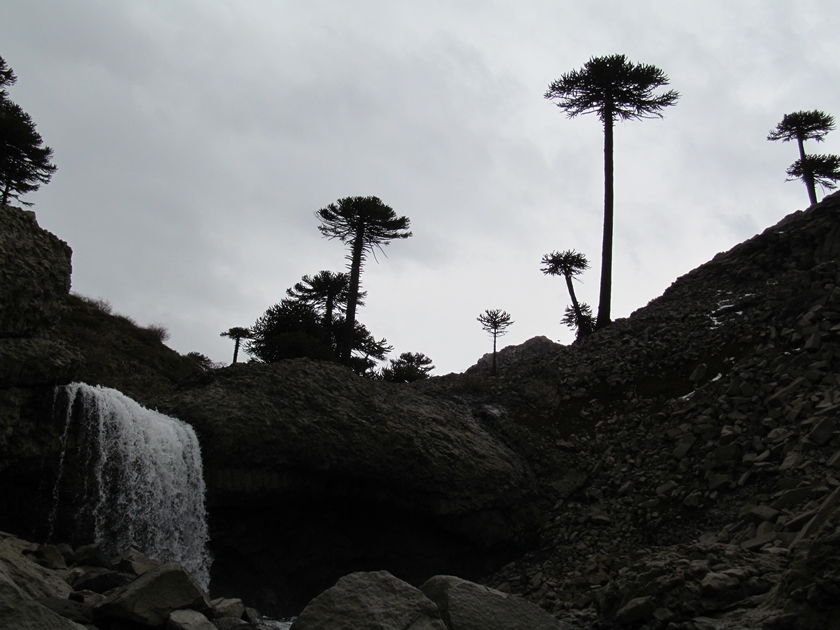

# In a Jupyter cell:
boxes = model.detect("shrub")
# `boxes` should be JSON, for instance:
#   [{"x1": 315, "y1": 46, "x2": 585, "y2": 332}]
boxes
[{"x1": 145, "y1": 323, "x2": 171, "y2": 343}]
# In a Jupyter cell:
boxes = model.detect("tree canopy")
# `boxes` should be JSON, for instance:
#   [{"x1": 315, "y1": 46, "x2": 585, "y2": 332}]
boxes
[
  {"x1": 381, "y1": 352, "x2": 435, "y2": 383},
  {"x1": 0, "y1": 55, "x2": 57, "y2": 206},
  {"x1": 786, "y1": 154, "x2": 840, "y2": 195},
  {"x1": 316, "y1": 196, "x2": 411, "y2": 364},
  {"x1": 545, "y1": 54, "x2": 678, "y2": 330},
  {"x1": 246, "y1": 270, "x2": 392, "y2": 375},
  {"x1": 541, "y1": 249, "x2": 594, "y2": 339},
  {"x1": 768, "y1": 110, "x2": 837, "y2": 205}
]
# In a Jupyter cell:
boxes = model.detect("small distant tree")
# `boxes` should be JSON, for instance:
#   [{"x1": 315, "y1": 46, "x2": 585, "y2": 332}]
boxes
[
  {"x1": 382, "y1": 352, "x2": 435, "y2": 383},
  {"x1": 220, "y1": 326, "x2": 252, "y2": 364},
  {"x1": 545, "y1": 54, "x2": 679, "y2": 330},
  {"x1": 768, "y1": 110, "x2": 837, "y2": 205},
  {"x1": 541, "y1": 250, "x2": 593, "y2": 339},
  {"x1": 316, "y1": 196, "x2": 411, "y2": 365},
  {"x1": 785, "y1": 154, "x2": 840, "y2": 198},
  {"x1": 0, "y1": 56, "x2": 57, "y2": 206},
  {"x1": 477, "y1": 309, "x2": 514, "y2": 376}
]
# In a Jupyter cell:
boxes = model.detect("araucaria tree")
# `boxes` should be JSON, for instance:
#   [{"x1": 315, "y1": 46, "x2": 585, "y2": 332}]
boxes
[
  {"x1": 477, "y1": 309, "x2": 513, "y2": 376},
  {"x1": 541, "y1": 249, "x2": 594, "y2": 339},
  {"x1": 316, "y1": 196, "x2": 412, "y2": 365},
  {"x1": 545, "y1": 54, "x2": 679, "y2": 330},
  {"x1": 286, "y1": 270, "x2": 362, "y2": 348},
  {"x1": 220, "y1": 327, "x2": 251, "y2": 364},
  {"x1": 0, "y1": 56, "x2": 57, "y2": 206},
  {"x1": 381, "y1": 352, "x2": 435, "y2": 383},
  {"x1": 785, "y1": 155, "x2": 840, "y2": 197},
  {"x1": 768, "y1": 110, "x2": 838, "y2": 205}
]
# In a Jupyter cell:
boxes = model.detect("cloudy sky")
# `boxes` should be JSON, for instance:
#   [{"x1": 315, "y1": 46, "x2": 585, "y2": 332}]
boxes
[{"x1": 3, "y1": 1, "x2": 838, "y2": 374}]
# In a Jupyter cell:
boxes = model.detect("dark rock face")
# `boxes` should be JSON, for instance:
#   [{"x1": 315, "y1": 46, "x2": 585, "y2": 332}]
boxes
[
  {"x1": 158, "y1": 360, "x2": 538, "y2": 614},
  {"x1": 0, "y1": 205, "x2": 71, "y2": 338},
  {"x1": 0, "y1": 205, "x2": 80, "y2": 539}
]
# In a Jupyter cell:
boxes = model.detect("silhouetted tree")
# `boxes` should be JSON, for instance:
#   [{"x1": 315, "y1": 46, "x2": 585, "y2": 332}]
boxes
[
  {"x1": 785, "y1": 154, "x2": 840, "y2": 197},
  {"x1": 541, "y1": 249, "x2": 593, "y2": 338},
  {"x1": 286, "y1": 270, "x2": 364, "y2": 347},
  {"x1": 0, "y1": 56, "x2": 57, "y2": 206},
  {"x1": 768, "y1": 110, "x2": 836, "y2": 205},
  {"x1": 382, "y1": 352, "x2": 435, "y2": 383},
  {"x1": 561, "y1": 303, "x2": 595, "y2": 340},
  {"x1": 0, "y1": 56, "x2": 15, "y2": 99},
  {"x1": 316, "y1": 196, "x2": 411, "y2": 365},
  {"x1": 245, "y1": 300, "x2": 335, "y2": 363},
  {"x1": 545, "y1": 54, "x2": 679, "y2": 330},
  {"x1": 220, "y1": 327, "x2": 251, "y2": 364},
  {"x1": 334, "y1": 317, "x2": 393, "y2": 377},
  {"x1": 477, "y1": 309, "x2": 514, "y2": 376}
]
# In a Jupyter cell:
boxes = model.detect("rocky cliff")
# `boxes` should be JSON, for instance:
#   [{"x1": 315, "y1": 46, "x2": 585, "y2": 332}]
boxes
[{"x1": 0, "y1": 205, "x2": 81, "y2": 538}]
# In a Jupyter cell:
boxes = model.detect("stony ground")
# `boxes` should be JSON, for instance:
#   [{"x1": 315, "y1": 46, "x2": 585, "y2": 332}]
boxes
[{"x1": 426, "y1": 192, "x2": 840, "y2": 629}]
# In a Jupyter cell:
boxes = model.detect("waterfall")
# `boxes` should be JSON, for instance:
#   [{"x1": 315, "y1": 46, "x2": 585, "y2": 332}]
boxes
[{"x1": 50, "y1": 383, "x2": 212, "y2": 589}]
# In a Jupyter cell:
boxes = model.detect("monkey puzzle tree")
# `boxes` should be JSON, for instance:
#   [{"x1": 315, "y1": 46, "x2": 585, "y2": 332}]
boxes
[
  {"x1": 768, "y1": 110, "x2": 836, "y2": 206},
  {"x1": 316, "y1": 196, "x2": 411, "y2": 365},
  {"x1": 286, "y1": 270, "x2": 364, "y2": 347},
  {"x1": 0, "y1": 56, "x2": 57, "y2": 206},
  {"x1": 477, "y1": 309, "x2": 514, "y2": 376},
  {"x1": 545, "y1": 54, "x2": 679, "y2": 330},
  {"x1": 785, "y1": 154, "x2": 840, "y2": 197},
  {"x1": 381, "y1": 352, "x2": 435, "y2": 383},
  {"x1": 541, "y1": 249, "x2": 593, "y2": 338},
  {"x1": 220, "y1": 327, "x2": 251, "y2": 364}
]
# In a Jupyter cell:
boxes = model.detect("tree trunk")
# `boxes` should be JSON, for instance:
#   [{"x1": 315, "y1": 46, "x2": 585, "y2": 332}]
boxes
[
  {"x1": 342, "y1": 225, "x2": 366, "y2": 364},
  {"x1": 597, "y1": 107, "x2": 614, "y2": 330},
  {"x1": 324, "y1": 294, "x2": 334, "y2": 349},
  {"x1": 797, "y1": 134, "x2": 818, "y2": 206},
  {"x1": 491, "y1": 333, "x2": 498, "y2": 376},
  {"x1": 232, "y1": 337, "x2": 240, "y2": 364},
  {"x1": 564, "y1": 273, "x2": 589, "y2": 336}
]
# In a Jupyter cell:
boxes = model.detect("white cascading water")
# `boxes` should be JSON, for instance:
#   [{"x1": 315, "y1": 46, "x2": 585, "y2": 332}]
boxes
[{"x1": 50, "y1": 383, "x2": 212, "y2": 589}]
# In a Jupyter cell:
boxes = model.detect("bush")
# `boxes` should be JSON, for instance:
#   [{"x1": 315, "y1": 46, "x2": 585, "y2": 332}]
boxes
[
  {"x1": 72, "y1": 292, "x2": 113, "y2": 315},
  {"x1": 145, "y1": 323, "x2": 171, "y2": 343}
]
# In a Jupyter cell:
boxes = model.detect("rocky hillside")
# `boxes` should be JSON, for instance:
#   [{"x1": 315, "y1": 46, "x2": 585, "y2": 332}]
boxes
[
  {"x1": 452, "y1": 191, "x2": 840, "y2": 629},
  {"x1": 3, "y1": 191, "x2": 840, "y2": 628}
]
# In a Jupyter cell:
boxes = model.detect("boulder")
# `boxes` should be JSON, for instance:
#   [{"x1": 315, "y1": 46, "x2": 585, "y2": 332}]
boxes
[
  {"x1": 94, "y1": 562, "x2": 212, "y2": 627},
  {"x1": 0, "y1": 561, "x2": 85, "y2": 630},
  {"x1": 0, "y1": 204, "x2": 72, "y2": 337},
  {"x1": 420, "y1": 575, "x2": 571, "y2": 630},
  {"x1": 290, "y1": 571, "x2": 446, "y2": 630},
  {"x1": 0, "y1": 535, "x2": 72, "y2": 600},
  {"x1": 212, "y1": 596, "x2": 246, "y2": 619},
  {"x1": 167, "y1": 608, "x2": 217, "y2": 630}
]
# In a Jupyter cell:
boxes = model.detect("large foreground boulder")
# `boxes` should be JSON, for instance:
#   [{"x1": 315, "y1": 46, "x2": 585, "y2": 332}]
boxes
[
  {"x1": 420, "y1": 575, "x2": 571, "y2": 630},
  {"x1": 94, "y1": 562, "x2": 212, "y2": 627},
  {"x1": 0, "y1": 534, "x2": 85, "y2": 630},
  {"x1": 290, "y1": 571, "x2": 447, "y2": 630}
]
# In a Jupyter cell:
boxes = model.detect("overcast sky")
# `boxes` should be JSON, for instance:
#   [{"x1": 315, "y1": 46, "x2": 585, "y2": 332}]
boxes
[{"x1": 3, "y1": 1, "x2": 838, "y2": 374}]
